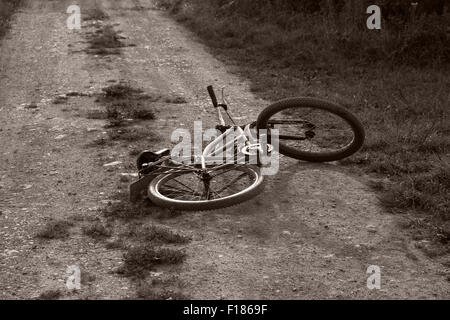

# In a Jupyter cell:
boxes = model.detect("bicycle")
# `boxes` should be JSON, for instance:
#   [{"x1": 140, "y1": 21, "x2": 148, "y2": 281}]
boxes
[{"x1": 129, "y1": 86, "x2": 365, "y2": 211}]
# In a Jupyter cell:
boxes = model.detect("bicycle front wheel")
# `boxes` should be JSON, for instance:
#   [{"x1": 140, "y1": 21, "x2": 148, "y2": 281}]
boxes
[
  {"x1": 256, "y1": 98, "x2": 365, "y2": 162},
  {"x1": 148, "y1": 164, "x2": 264, "y2": 211}
]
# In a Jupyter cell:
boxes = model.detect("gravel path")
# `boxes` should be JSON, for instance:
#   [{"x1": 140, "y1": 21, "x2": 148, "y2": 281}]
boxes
[{"x1": 0, "y1": 0, "x2": 448, "y2": 299}]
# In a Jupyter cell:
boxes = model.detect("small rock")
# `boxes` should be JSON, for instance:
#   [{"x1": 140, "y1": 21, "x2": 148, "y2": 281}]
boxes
[
  {"x1": 366, "y1": 225, "x2": 377, "y2": 233},
  {"x1": 120, "y1": 173, "x2": 138, "y2": 178},
  {"x1": 236, "y1": 235, "x2": 243, "y2": 239},
  {"x1": 5, "y1": 249, "x2": 19, "y2": 256},
  {"x1": 149, "y1": 272, "x2": 163, "y2": 277},
  {"x1": 281, "y1": 230, "x2": 291, "y2": 236},
  {"x1": 323, "y1": 254, "x2": 335, "y2": 259},
  {"x1": 103, "y1": 161, "x2": 122, "y2": 167},
  {"x1": 54, "y1": 134, "x2": 66, "y2": 140},
  {"x1": 66, "y1": 91, "x2": 81, "y2": 96},
  {"x1": 24, "y1": 103, "x2": 38, "y2": 109},
  {"x1": 87, "y1": 128, "x2": 98, "y2": 132},
  {"x1": 22, "y1": 184, "x2": 32, "y2": 190},
  {"x1": 49, "y1": 171, "x2": 59, "y2": 176}
]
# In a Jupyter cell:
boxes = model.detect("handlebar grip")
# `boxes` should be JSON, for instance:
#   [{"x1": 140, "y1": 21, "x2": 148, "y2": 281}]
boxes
[{"x1": 207, "y1": 85, "x2": 218, "y2": 108}]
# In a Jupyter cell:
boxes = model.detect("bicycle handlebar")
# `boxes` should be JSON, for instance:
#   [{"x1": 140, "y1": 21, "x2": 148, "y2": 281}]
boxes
[{"x1": 207, "y1": 85, "x2": 218, "y2": 108}]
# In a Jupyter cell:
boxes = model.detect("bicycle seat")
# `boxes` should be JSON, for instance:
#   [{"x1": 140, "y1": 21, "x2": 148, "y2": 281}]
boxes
[{"x1": 136, "y1": 148, "x2": 170, "y2": 170}]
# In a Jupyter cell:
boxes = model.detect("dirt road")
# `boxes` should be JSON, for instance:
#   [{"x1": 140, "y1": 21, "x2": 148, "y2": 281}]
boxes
[{"x1": 0, "y1": 0, "x2": 448, "y2": 299}]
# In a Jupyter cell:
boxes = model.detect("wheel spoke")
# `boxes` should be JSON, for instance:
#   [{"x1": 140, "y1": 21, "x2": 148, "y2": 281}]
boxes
[
  {"x1": 216, "y1": 172, "x2": 248, "y2": 194},
  {"x1": 172, "y1": 178, "x2": 196, "y2": 193},
  {"x1": 153, "y1": 165, "x2": 259, "y2": 206}
]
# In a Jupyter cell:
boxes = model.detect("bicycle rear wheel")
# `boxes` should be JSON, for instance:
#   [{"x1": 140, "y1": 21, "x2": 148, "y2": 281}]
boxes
[
  {"x1": 148, "y1": 164, "x2": 264, "y2": 211},
  {"x1": 256, "y1": 98, "x2": 365, "y2": 162}
]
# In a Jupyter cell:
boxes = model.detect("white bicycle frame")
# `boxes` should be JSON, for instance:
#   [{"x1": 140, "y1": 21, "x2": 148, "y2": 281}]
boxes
[
  {"x1": 130, "y1": 100, "x2": 273, "y2": 202},
  {"x1": 187, "y1": 105, "x2": 273, "y2": 169}
]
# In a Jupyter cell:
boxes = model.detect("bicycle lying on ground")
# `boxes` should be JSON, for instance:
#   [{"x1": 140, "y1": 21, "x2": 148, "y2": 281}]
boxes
[{"x1": 129, "y1": 86, "x2": 365, "y2": 210}]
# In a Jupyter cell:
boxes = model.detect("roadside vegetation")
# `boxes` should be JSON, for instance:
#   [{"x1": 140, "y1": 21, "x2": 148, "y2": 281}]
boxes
[
  {"x1": 36, "y1": 219, "x2": 74, "y2": 240},
  {"x1": 156, "y1": 0, "x2": 450, "y2": 250},
  {"x1": 0, "y1": 0, "x2": 22, "y2": 40},
  {"x1": 86, "y1": 24, "x2": 125, "y2": 55}
]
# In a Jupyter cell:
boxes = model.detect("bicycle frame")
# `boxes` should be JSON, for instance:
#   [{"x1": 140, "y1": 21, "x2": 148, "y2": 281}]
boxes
[{"x1": 130, "y1": 86, "x2": 272, "y2": 202}]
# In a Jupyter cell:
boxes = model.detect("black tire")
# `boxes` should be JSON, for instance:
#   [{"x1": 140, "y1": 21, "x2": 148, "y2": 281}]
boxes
[
  {"x1": 256, "y1": 97, "x2": 365, "y2": 162},
  {"x1": 147, "y1": 165, "x2": 265, "y2": 211}
]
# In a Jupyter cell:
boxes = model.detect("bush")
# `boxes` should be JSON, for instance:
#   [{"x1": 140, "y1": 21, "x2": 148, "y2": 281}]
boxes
[{"x1": 0, "y1": 0, "x2": 22, "y2": 39}]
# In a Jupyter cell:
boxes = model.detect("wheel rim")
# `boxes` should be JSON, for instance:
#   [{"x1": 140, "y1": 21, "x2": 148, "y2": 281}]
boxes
[
  {"x1": 152, "y1": 165, "x2": 261, "y2": 205},
  {"x1": 266, "y1": 106, "x2": 357, "y2": 156}
]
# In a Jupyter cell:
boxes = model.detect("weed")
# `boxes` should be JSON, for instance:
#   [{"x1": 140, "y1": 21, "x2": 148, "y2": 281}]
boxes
[
  {"x1": 80, "y1": 271, "x2": 97, "y2": 285},
  {"x1": 82, "y1": 221, "x2": 112, "y2": 240},
  {"x1": 37, "y1": 289, "x2": 62, "y2": 300},
  {"x1": 84, "y1": 7, "x2": 108, "y2": 21},
  {"x1": 105, "y1": 239, "x2": 124, "y2": 250},
  {"x1": 86, "y1": 25, "x2": 123, "y2": 55},
  {"x1": 102, "y1": 83, "x2": 143, "y2": 98},
  {"x1": 119, "y1": 245, "x2": 186, "y2": 278},
  {"x1": 124, "y1": 224, "x2": 191, "y2": 244},
  {"x1": 0, "y1": 0, "x2": 22, "y2": 39},
  {"x1": 164, "y1": 96, "x2": 187, "y2": 104},
  {"x1": 93, "y1": 83, "x2": 159, "y2": 125},
  {"x1": 102, "y1": 195, "x2": 152, "y2": 220},
  {"x1": 53, "y1": 96, "x2": 68, "y2": 105},
  {"x1": 36, "y1": 220, "x2": 74, "y2": 240}
]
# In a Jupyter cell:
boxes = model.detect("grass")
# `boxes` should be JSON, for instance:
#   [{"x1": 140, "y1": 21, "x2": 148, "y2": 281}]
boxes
[
  {"x1": 82, "y1": 221, "x2": 112, "y2": 240},
  {"x1": 0, "y1": 0, "x2": 21, "y2": 40},
  {"x1": 36, "y1": 220, "x2": 74, "y2": 240},
  {"x1": 89, "y1": 83, "x2": 159, "y2": 125},
  {"x1": 102, "y1": 193, "x2": 152, "y2": 220},
  {"x1": 118, "y1": 245, "x2": 186, "y2": 278},
  {"x1": 80, "y1": 271, "x2": 97, "y2": 285},
  {"x1": 37, "y1": 289, "x2": 62, "y2": 300},
  {"x1": 156, "y1": 0, "x2": 450, "y2": 249},
  {"x1": 123, "y1": 223, "x2": 191, "y2": 244},
  {"x1": 86, "y1": 24, "x2": 124, "y2": 55},
  {"x1": 83, "y1": 7, "x2": 109, "y2": 21}
]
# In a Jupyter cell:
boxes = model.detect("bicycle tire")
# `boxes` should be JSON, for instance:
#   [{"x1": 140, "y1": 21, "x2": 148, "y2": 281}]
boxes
[
  {"x1": 256, "y1": 97, "x2": 365, "y2": 162},
  {"x1": 147, "y1": 165, "x2": 265, "y2": 211}
]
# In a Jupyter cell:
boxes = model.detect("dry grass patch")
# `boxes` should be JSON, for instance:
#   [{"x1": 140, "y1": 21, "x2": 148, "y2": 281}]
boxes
[
  {"x1": 36, "y1": 220, "x2": 74, "y2": 240},
  {"x1": 37, "y1": 289, "x2": 62, "y2": 300},
  {"x1": 118, "y1": 245, "x2": 186, "y2": 278},
  {"x1": 123, "y1": 223, "x2": 191, "y2": 244},
  {"x1": 82, "y1": 221, "x2": 112, "y2": 240},
  {"x1": 0, "y1": 0, "x2": 22, "y2": 39},
  {"x1": 83, "y1": 7, "x2": 109, "y2": 21},
  {"x1": 86, "y1": 25, "x2": 124, "y2": 55}
]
